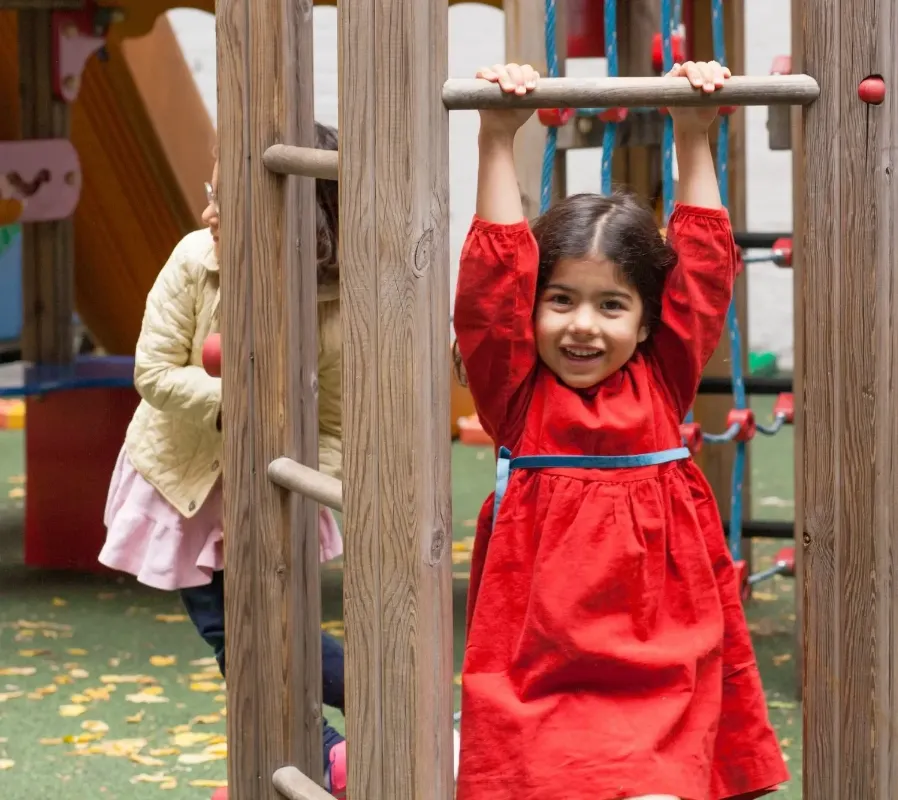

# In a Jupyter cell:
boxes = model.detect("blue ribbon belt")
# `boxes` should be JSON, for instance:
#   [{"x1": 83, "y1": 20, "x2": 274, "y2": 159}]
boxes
[{"x1": 492, "y1": 445, "x2": 690, "y2": 526}]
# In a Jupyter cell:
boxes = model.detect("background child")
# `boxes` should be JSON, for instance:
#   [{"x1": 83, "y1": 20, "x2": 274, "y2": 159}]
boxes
[
  {"x1": 452, "y1": 62, "x2": 788, "y2": 800},
  {"x1": 100, "y1": 124, "x2": 350, "y2": 796}
]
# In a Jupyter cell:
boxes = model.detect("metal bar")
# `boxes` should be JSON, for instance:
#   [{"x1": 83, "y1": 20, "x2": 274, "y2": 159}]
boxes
[
  {"x1": 262, "y1": 145, "x2": 339, "y2": 180},
  {"x1": 441, "y1": 74, "x2": 820, "y2": 111},
  {"x1": 272, "y1": 766, "x2": 336, "y2": 800},
  {"x1": 267, "y1": 457, "x2": 343, "y2": 512},
  {"x1": 698, "y1": 375, "x2": 793, "y2": 395},
  {"x1": 724, "y1": 520, "x2": 794, "y2": 539}
]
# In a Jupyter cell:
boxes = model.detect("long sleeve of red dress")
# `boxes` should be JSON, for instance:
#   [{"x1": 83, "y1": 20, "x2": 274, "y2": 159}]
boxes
[
  {"x1": 453, "y1": 216, "x2": 539, "y2": 448},
  {"x1": 651, "y1": 204, "x2": 738, "y2": 417}
]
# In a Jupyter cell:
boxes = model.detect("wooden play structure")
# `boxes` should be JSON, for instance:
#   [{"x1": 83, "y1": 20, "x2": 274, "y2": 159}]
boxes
[{"x1": 215, "y1": 0, "x2": 898, "y2": 799}]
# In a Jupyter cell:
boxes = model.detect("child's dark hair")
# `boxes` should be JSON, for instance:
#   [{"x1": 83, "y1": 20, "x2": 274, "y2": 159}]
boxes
[
  {"x1": 315, "y1": 122, "x2": 340, "y2": 286},
  {"x1": 452, "y1": 192, "x2": 676, "y2": 386}
]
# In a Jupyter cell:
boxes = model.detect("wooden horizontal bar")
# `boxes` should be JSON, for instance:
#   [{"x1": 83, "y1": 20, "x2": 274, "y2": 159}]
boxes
[
  {"x1": 267, "y1": 457, "x2": 343, "y2": 512},
  {"x1": 272, "y1": 766, "x2": 335, "y2": 800},
  {"x1": 441, "y1": 74, "x2": 820, "y2": 110},
  {"x1": 263, "y1": 145, "x2": 338, "y2": 180}
]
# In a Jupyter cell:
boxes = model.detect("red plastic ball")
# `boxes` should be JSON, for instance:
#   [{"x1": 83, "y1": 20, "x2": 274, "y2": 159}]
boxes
[
  {"x1": 858, "y1": 76, "x2": 886, "y2": 105},
  {"x1": 202, "y1": 333, "x2": 222, "y2": 378}
]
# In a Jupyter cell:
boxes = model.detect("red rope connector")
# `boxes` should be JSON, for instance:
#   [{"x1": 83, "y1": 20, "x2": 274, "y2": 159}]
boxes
[
  {"x1": 774, "y1": 546, "x2": 796, "y2": 576},
  {"x1": 679, "y1": 422, "x2": 703, "y2": 455},
  {"x1": 718, "y1": 105, "x2": 738, "y2": 116},
  {"x1": 858, "y1": 76, "x2": 886, "y2": 106},
  {"x1": 772, "y1": 237, "x2": 792, "y2": 268},
  {"x1": 651, "y1": 32, "x2": 685, "y2": 73},
  {"x1": 537, "y1": 107, "x2": 575, "y2": 128},
  {"x1": 598, "y1": 107, "x2": 628, "y2": 123},
  {"x1": 726, "y1": 408, "x2": 756, "y2": 442},
  {"x1": 773, "y1": 392, "x2": 794, "y2": 424},
  {"x1": 734, "y1": 559, "x2": 750, "y2": 602}
]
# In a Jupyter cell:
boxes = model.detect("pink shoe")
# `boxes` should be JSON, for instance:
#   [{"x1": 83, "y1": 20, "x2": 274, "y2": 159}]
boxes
[{"x1": 329, "y1": 740, "x2": 347, "y2": 798}]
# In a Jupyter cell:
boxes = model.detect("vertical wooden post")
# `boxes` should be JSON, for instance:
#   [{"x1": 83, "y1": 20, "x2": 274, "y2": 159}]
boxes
[
  {"x1": 218, "y1": 0, "x2": 323, "y2": 796},
  {"x1": 800, "y1": 0, "x2": 898, "y2": 796},
  {"x1": 789, "y1": 0, "x2": 805, "y2": 701},
  {"x1": 18, "y1": 10, "x2": 74, "y2": 364},
  {"x1": 689, "y1": 0, "x2": 751, "y2": 576},
  {"x1": 339, "y1": 0, "x2": 454, "y2": 797}
]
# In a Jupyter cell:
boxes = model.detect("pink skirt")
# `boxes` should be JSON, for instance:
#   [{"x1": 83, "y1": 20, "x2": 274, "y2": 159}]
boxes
[{"x1": 100, "y1": 447, "x2": 343, "y2": 591}]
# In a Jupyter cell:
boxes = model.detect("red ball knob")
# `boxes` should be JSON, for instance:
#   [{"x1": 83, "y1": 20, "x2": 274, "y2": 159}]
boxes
[
  {"x1": 858, "y1": 76, "x2": 886, "y2": 105},
  {"x1": 202, "y1": 333, "x2": 222, "y2": 377}
]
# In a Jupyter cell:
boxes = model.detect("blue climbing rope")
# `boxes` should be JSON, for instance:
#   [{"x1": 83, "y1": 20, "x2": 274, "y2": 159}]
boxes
[
  {"x1": 600, "y1": 0, "x2": 619, "y2": 196},
  {"x1": 660, "y1": 0, "x2": 677, "y2": 225},
  {"x1": 539, "y1": 0, "x2": 560, "y2": 215},
  {"x1": 710, "y1": 0, "x2": 747, "y2": 563}
]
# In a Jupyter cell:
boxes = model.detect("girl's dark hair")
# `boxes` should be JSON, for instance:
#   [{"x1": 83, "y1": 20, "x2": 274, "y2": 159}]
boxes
[
  {"x1": 452, "y1": 191, "x2": 676, "y2": 386},
  {"x1": 315, "y1": 122, "x2": 340, "y2": 287}
]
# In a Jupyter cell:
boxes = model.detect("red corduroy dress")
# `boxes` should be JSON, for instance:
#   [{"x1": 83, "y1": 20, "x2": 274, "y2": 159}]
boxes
[{"x1": 452, "y1": 204, "x2": 789, "y2": 800}]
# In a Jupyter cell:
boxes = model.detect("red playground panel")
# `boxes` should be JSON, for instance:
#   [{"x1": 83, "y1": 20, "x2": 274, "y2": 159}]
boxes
[{"x1": 23, "y1": 358, "x2": 139, "y2": 572}]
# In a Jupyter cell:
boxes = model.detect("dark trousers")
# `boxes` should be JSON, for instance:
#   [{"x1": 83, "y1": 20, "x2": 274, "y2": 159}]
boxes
[{"x1": 180, "y1": 570, "x2": 346, "y2": 768}]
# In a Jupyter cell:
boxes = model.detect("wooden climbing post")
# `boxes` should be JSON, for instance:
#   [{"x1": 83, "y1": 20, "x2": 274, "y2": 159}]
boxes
[
  {"x1": 799, "y1": 0, "x2": 898, "y2": 796},
  {"x1": 17, "y1": 9, "x2": 74, "y2": 364},
  {"x1": 339, "y1": 0, "x2": 454, "y2": 798},
  {"x1": 218, "y1": 0, "x2": 324, "y2": 796}
]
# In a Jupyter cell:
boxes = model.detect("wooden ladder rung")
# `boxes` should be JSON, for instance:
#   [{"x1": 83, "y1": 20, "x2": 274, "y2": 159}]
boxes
[
  {"x1": 268, "y1": 457, "x2": 343, "y2": 512},
  {"x1": 262, "y1": 144, "x2": 338, "y2": 180},
  {"x1": 272, "y1": 766, "x2": 335, "y2": 800}
]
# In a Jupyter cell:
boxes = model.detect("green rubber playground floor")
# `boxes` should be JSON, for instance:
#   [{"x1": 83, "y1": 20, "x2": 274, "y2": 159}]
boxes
[{"x1": 0, "y1": 395, "x2": 800, "y2": 799}]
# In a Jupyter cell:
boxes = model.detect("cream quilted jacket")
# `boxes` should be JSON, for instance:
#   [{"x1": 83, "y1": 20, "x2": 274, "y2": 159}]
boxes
[{"x1": 126, "y1": 227, "x2": 343, "y2": 518}]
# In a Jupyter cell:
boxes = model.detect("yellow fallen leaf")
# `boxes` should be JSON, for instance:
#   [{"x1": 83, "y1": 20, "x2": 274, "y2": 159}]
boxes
[
  {"x1": 126, "y1": 710, "x2": 146, "y2": 724},
  {"x1": 0, "y1": 691, "x2": 24, "y2": 702},
  {"x1": 42, "y1": 629, "x2": 59, "y2": 639},
  {"x1": 189, "y1": 681, "x2": 223, "y2": 693},
  {"x1": 8, "y1": 487, "x2": 24, "y2": 499},
  {"x1": 101, "y1": 674, "x2": 156, "y2": 685},
  {"x1": 172, "y1": 732, "x2": 214, "y2": 747},
  {"x1": 16, "y1": 620, "x2": 70, "y2": 631},
  {"x1": 189, "y1": 657, "x2": 219, "y2": 667},
  {"x1": 0, "y1": 667, "x2": 36, "y2": 676},
  {"x1": 108, "y1": 658, "x2": 121, "y2": 668},
  {"x1": 9, "y1": 474, "x2": 25, "y2": 483},
  {"x1": 126, "y1": 692, "x2": 170, "y2": 704},
  {"x1": 131, "y1": 753, "x2": 166, "y2": 767},
  {"x1": 204, "y1": 741, "x2": 227, "y2": 756},
  {"x1": 752, "y1": 591, "x2": 777, "y2": 602},
  {"x1": 453, "y1": 674, "x2": 462, "y2": 686},
  {"x1": 53, "y1": 675, "x2": 72, "y2": 685},
  {"x1": 140, "y1": 685, "x2": 166, "y2": 696},
  {"x1": 780, "y1": 737, "x2": 793, "y2": 748},
  {"x1": 0, "y1": 759, "x2": 14, "y2": 770},
  {"x1": 130, "y1": 772, "x2": 172, "y2": 785},
  {"x1": 63, "y1": 732, "x2": 104, "y2": 744},
  {"x1": 768, "y1": 700, "x2": 797, "y2": 710},
  {"x1": 18, "y1": 648, "x2": 51, "y2": 657},
  {"x1": 169, "y1": 724, "x2": 192, "y2": 735},
  {"x1": 772, "y1": 653, "x2": 792, "y2": 666},
  {"x1": 189, "y1": 780, "x2": 228, "y2": 788},
  {"x1": 59, "y1": 704, "x2": 88, "y2": 717},
  {"x1": 178, "y1": 752, "x2": 225, "y2": 764},
  {"x1": 82, "y1": 720, "x2": 110, "y2": 733},
  {"x1": 149, "y1": 655, "x2": 177, "y2": 668},
  {"x1": 190, "y1": 671, "x2": 223, "y2": 682},
  {"x1": 69, "y1": 668, "x2": 89, "y2": 680},
  {"x1": 83, "y1": 686, "x2": 113, "y2": 701},
  {"x1": 215, "y1": 695, "x2": 227, "y2": 703},
  {"x1": 191, "y1": 713, "x2": 222, "y2": 725},
  {"x1": 149, "y1": 747, "x2": 180, "y2": 757},
  {"x1": 52, "y1": 597, "x2": 67, "y2": 607},
  {"x1": 28, "y1": 684, "x2": 58, "y2": 698},
  {"x1": 40, "y1": 737, "x2": 64, "y2": 745},
  {"x1": 70, "y1": 693, "x2": 91, "y2": 704},
  {"x1": 160, "y1": 778, "x2": 178, "y2": 790},
  {"x1": 155, "y1": 614, "x2": 188, "y2": 624}
]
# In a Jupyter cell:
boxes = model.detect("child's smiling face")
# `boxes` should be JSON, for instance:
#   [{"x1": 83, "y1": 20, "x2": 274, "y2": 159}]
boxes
[
  {"x1": 534, "y1": 255, "x2": 648, "y2": 390},
  {"x1": 202, "y1": 160, "x2": 220, "y2": 259}
]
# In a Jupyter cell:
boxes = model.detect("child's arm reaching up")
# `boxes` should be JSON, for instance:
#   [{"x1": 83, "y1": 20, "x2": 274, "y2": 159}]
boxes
[
  {"x1": 454, "y1": 63, "x2": 541, "y2": 447},
  {"x1": 650, "y1": 61, "x2": 740, "y2": 416}
]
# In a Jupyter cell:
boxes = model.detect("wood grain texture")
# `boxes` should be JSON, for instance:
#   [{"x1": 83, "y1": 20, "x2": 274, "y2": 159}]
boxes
[
  {"x1": 441, "y1": 75, "x2": 820, "y2": 110},
  {"x1": 800, "y1": 0, "x2": 898, "y2": 796},
  {"x1": 339, "y1": 0, "x2": 454, "y2": 797},
  {"x1": 17, "y1": 10, "x2": 74, "y2": 364},
  {"x1": 219, "y1": 0, "x2": 324, "y2": 796}
]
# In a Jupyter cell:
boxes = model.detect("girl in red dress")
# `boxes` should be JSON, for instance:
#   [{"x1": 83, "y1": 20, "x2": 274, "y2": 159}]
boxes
[{"x1": 452, "y1": 60, "x2": 789, "y2": 800}]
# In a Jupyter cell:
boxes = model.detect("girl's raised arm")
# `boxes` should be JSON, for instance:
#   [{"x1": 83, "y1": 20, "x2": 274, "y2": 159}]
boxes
[{"x1": 453, "y1": 64, "x2": 540, "y2": 447}]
